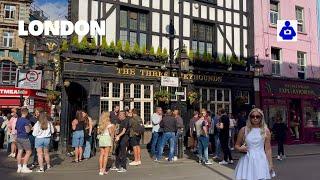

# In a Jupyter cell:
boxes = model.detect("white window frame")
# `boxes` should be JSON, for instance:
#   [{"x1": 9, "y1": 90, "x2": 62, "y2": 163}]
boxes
[
  {"x1": 199, "y1": 87, "x2": 232, "y2": 114},
  {"x1": 296, "y1": 6, "x2": 305, "y2": 32},
  {"x1": 100, "y1": 82, "x2": 154, "y2": 125},
  {"x1": 271, "y1": 47, "x2": 281, "y2": 76},
  {"x1": 297, "y1": 51, "x2": 306, "y2": 79},
  {"x1": 270, "y1": 1, "x2": 279, "y2": 25},
  {"x1": 4, "y1": 4, "x2": 16, "y2": 19},
  {"x1": 3, "y1": 31, "x2": 14, "y2": 48}
]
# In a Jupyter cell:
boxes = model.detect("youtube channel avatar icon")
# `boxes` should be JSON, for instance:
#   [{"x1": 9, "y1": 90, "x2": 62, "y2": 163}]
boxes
[{"x1": 277, "y1": 20, "x2": 297, "y2": 42}]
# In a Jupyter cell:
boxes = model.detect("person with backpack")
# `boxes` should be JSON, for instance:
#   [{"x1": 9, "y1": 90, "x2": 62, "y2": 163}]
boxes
[
  {"x1": 129, "y1": 109, "x2": 144, "y2": 166},
  {"x1": 32, "y1": 112, "x2": 54, "y2": 172}
]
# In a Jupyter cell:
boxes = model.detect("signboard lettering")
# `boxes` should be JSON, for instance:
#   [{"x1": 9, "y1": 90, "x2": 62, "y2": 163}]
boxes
[{"x1": 116, "y1": 68, "x2": 223, "y2": 83}]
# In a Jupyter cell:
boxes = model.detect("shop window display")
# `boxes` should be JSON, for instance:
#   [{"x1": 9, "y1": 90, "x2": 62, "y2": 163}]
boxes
[{"x1": 304, "y1": 107, "x2": 320, "y2": 128}]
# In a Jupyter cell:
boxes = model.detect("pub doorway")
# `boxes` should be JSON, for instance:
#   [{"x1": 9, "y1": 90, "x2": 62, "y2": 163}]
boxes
[{"x1": 65, "y1": 82, "x2": 88, "y2": 147}]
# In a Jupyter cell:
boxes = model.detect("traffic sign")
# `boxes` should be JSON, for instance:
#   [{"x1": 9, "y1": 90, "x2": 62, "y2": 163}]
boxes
[{"x1": 15, "y1": 69, "x2": 42, "y2": 90}]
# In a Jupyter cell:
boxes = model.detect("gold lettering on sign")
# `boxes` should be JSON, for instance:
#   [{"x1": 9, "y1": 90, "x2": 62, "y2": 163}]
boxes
[{"x1": 117, "y1": 68, "x2": 136, "y2": 76}]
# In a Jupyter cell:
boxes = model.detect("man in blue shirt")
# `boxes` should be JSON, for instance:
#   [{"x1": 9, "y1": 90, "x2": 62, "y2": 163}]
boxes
[{"x1": 16, "y1": 108, "x2": 32, "y2": 173}]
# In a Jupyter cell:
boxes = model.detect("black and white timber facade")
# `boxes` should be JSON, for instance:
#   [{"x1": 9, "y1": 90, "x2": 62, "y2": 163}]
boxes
[{"x1": 60, "y1": 0, "x2": 254, "y2": 148}]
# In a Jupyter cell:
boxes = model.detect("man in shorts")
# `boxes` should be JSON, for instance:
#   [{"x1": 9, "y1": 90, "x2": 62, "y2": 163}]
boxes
[{"x1": 16, "y1": 108, "x2": 32, "y2": 173}]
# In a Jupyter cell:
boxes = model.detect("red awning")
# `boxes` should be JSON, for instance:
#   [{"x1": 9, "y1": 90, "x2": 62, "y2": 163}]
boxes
[{"x1": 0, "y1": 98, "x2": 20, "y2": 108}]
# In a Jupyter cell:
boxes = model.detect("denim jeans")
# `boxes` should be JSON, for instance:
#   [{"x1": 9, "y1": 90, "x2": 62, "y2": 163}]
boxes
[
  {"x1": 214, "y1": 134, "x2": 222, "y2": 158},
  {"x1": 174, "y1": 131, "x2": 182, "y2": 156},
  {"x1": 83, "y1": 136, "x2": 92, "y2": 159},
  {"x1": 157, "y1": 132, "x2": 175, "y2": 161},
  {"x1": 198, "y1": 135, "x2": 209, "y2": 162},
  {"x1": 151, "y1": 132, "x2": 161, "y2": 156}
]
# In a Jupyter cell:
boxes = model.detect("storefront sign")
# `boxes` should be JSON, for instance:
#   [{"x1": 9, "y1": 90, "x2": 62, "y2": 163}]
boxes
[
  {"x1": 161, "y1": 76, "x2": 179, "y2": 87},
  {"x1": 16, "y1": 69, "x2": 42, "y2": 90},
  {"x1": 0, "y1": 87, "x2": 30, "y2": 97},
  {"x1": 36, "y1": 92, "x2": 48, "y2": 98},
  {"x1": 116, "y1": 68, "x2": 223, "y2": 83},
  {"x1": 261, "y1": 79, "x2": 320, "y2": 98},
  {"x1": 314, "y1": 132, "x2": 320, "y2": 140}
]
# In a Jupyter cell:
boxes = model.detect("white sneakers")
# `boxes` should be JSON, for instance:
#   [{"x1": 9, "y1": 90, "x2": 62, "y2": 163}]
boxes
[
  {"x1": 129, "y1": 161, "x2": 141, "y2": 166},
  {"x1": 277, "y1": 155, "x2": 286, "y2": 161},
  {"x1": 117, "y1": 168, "x2": 127, "y2": 173},
  {"x1": 8, "y1": 153, "x2": 15, "y2": 158},
  {"x1": 219, "y1": 160, "x2": 228, "y2": 165},
  {"x1": 205, "y1": 161, "x2": 213, "y2": 165},
  {"x1": 110, "y1": 167, "x2": 119, "y2": 171},
  {"x1": 18, "y1": 167, "x2": 32, "y2": 173},
  {"x1": 173, "y1": 156, "x2": 178, "y2": 161}
]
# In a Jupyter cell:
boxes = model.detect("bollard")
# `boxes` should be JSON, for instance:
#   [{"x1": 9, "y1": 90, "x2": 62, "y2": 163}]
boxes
[{"x1": 178, "y1": 134, "x2": 183, "y2": 159}]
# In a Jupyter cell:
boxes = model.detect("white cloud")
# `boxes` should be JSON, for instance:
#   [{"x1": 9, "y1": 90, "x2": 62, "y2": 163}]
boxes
[{"x1": 34, "y1": 2, "x2": 67, "y2": 20}]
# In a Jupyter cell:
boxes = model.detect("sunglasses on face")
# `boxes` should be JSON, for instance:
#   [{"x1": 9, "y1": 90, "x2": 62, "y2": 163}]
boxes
[{"x1": 250, "y1": 115, "x2": 261, "y2": 119}]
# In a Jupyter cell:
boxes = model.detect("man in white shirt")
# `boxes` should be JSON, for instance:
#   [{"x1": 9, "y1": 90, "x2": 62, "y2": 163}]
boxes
[{"x1": 150, "y1": 107, "x2": 162, "y2": 157}]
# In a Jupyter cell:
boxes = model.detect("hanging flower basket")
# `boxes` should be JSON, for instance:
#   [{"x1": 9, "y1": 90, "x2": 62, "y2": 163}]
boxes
[
  {"x1": 154, "y1": 90, "x2": 170, "y2": 104},
  {"x1": 187, "y1": 91, "x2": 199, "y2": 105},
  {"x1": 235, "y1": 96, "x2": 248, "y2": 107},
  {"x1": 47, "y1": 90, "x2": 60, "y2": 103}
]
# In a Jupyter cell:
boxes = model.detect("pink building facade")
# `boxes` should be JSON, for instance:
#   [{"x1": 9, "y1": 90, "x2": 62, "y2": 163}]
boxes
[
  {"x1": 254, "y1": 0, "x2": 320, "y2": 144},
  {"x1": 254, "y1": 0, "x2": 319, "y2": 79}
]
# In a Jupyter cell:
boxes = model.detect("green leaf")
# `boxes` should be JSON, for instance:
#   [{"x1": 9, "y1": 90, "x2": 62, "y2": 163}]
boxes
[
  {"x1": 60, "y1": 40, "x2": 68, "y2": 52},
  {"x1": 101, "y1": 36, "x2": 108, "y2": 50},
  {"x1": 162, "y1": 48, "x2": 168, "y2": 59},
  {"x1": 71, "y1": 35, "x2": 79, "y2": 47},
  {"x1": 188, "y1": 49, "x2": 194, "y2": 60},
  {"x1": 124, "y1": 41, "x2": 131, "y2": 54},
  {"x1": 156, "y1": 47, "x2": 162, "y2": 57},
  {"x1": 149, "y1": 46, "x2": 155, "y2": 55},
  {"x1": 79, "y1": 36, "x2": 89, "y2": 50},
  {"x1": 116, "y1": 40, "x2": 123, "y2": 53},
  {"x1": 89, "y1": 38, "x2": 96, "y2": 50},
  {"x1": 133, "y1": 42, "x2": 141, "y2": 54},
  {"x1": 109, "y1": 41, "x2": 115, "y2": 52}
]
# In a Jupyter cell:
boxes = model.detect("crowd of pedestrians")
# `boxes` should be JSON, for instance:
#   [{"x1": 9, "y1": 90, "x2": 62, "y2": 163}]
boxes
[
  {"x1": 0, "y1": 105, "x2": 279, "y2": 179},
  {"x1": 0, "y1": 107, "x2": 60, "y2": 173}
]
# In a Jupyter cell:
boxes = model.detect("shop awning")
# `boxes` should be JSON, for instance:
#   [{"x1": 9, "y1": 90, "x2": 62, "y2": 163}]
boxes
[{"x1": 0, "y1": 98, "x2": 20, "y2": 108}]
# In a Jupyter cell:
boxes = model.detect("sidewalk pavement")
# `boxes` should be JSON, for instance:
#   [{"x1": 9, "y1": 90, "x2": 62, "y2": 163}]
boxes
[
  {"x1": 0, "y1": 148, "x2": 234, "y2": 180},
  {"x1": 0, "y1": 143, "x2": 319, "y2": 180}
]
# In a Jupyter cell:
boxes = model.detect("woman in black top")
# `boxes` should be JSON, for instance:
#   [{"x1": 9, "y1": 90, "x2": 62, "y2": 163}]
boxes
[
  {"x1": 72, "y1": 110, "x2": 85, "y2": 162},
  {"x1": 272, "y1": 115, "x2": 287, "y2": 160}
]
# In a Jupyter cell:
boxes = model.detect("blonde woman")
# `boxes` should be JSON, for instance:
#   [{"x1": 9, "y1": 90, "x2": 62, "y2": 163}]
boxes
[
  {"x1": 97, "y1": 112, "x2": 115, "y2": 175},
  {"x1": 235, "y1": 108, "x2": 274, "y2": 180},
  {"x1": 32, "y1": 112, "x2": 54, "y2": 172}
]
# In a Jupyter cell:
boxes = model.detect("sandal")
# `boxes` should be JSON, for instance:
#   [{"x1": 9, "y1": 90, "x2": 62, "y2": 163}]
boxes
[{"x1": 72, "y1": 160, "x2": 79, "y2": 163}]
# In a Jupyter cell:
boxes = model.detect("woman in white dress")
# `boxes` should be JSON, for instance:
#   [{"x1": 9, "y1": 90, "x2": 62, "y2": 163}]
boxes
[{"x1": 235, "y1": 108, "x2": 274, "y2": 180}]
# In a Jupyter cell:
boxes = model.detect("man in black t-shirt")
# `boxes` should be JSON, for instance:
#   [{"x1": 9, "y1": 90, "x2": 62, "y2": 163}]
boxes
[
  {"x1": 111, "y1": 111, "x2": 129, "y2": 173},
  {"x1": 217, "y1": 108, "x2": 233, "y2": 165}
]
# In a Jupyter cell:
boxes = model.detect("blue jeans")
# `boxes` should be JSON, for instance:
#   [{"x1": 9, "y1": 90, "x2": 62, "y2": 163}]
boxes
[
  {"x1": 174, "y1": 131, "x2": 182, "y2": 156},
  {"x1": 151, "y1": 132, "x2": 161, "y2": 156},
  {"x1": 198, "y1": 135, "x2": 209, "y2": 162},
  {"x1": 72, "y1": 130, "x2": 84, "y2": 148},
  {"x1": 157, "y1": 132, "x2": 175, "y2": 161},
  {"x1": 83, "y1": 136, "x2": 92, "y2": 159},
  {"x1": 214, "y1": 134, "x2": 222, "y2": 158}
]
